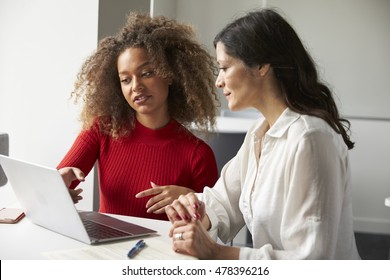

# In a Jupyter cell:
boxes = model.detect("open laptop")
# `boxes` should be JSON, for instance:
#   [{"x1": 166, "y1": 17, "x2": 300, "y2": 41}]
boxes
[{"x1": 0, "y1": 154, "x2": 156, "y2": 244}]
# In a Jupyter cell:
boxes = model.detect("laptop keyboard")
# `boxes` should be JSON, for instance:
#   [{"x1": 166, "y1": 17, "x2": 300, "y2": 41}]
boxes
[{"x1": 82, "y1": 219, "x2": 131, "y2": 239}]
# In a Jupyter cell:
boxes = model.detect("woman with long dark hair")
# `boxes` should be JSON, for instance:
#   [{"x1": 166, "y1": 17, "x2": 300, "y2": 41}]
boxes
[{"x1": 166, "y1": 9, "x2": 360, "y2": 259}]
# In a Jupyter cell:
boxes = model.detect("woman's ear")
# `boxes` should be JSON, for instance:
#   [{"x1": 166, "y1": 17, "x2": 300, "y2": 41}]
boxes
[{"x1": 259, "y1": 64, "x2": 271, "y2": 77}]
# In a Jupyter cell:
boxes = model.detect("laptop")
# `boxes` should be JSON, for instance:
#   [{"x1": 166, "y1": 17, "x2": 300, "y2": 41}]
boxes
[{"x1": 0, "y1": 154, "x2": 156, "y2": 244}]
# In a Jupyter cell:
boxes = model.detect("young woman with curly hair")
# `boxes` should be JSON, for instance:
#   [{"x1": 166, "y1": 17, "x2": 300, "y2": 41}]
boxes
[{"x1": 57, "y1": 13, "x2": 219, "y2": 221}]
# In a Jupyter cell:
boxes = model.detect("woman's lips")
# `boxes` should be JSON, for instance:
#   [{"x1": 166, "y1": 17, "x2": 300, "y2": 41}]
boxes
[{"x1": 134, "y1": 95, "x2": 150, "y2": 104}]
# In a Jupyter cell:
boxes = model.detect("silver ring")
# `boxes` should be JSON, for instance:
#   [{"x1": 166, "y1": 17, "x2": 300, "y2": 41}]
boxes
[{"x1": 174, "y1": 232, "x2": 184, "y2": 240}]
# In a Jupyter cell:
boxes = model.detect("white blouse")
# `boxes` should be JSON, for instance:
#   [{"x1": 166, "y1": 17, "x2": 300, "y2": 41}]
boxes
[{"x1": 200, "y1": 108, "x2": 360, "y2": 259}]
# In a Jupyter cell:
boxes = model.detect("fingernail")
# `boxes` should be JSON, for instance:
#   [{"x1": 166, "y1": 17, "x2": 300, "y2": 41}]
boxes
[
  {"x1": 175, "y1": 215, "x2": 181, "y2": 221},
  {"x1": 184, "y1": 214, "x2": 190, "y2": 221},
  {"x1": 193, "y1": 213, "x2": 200, "y2": 220},
  {"x1": 194, "y1": 201, "x2": 202, "y2": 209}
]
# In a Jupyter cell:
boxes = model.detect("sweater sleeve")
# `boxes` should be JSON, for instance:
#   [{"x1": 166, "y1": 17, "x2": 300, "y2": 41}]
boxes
[
  {"x1": 189, "y1": 141, "x2": 219, "y2": 193},
  {"x1": 57, "y1": 125, "x2": 101, "y2": 189}
]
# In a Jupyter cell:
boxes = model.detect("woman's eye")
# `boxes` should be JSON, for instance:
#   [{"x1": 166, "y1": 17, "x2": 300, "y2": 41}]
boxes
[
  {"x1": 142, "y1": 70, "x2": 154, "y2": 77},
  {"x1": 120, "y1": 78, "x2": 131, "y2": 84}
]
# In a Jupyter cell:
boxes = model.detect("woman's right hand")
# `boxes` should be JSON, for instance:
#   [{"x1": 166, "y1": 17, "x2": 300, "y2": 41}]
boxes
[{"x1": 58, "y1": 167, "x2": 85, "y2": 204}]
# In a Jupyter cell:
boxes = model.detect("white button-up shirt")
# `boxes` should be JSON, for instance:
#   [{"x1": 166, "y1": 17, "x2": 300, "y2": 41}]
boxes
[{"x1": 200, "y1": 108, "x2": 360, "y2": 259}]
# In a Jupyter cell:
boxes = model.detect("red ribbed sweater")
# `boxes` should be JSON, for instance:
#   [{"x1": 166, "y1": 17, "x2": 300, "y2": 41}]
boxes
[{"x1": 57, "y1": 119, "x2": 218, "y2": 220}]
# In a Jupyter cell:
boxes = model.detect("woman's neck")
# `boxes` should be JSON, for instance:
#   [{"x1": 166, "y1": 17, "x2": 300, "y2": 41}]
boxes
[
  {"x1": 260, "y1": 99, "x2": 287, "y2": 127},
  {"x1": 136, "y1": 114, "x2": 170, "y2": 130},
  {"x1": 254, "y1": 67, "x2": 287, "y2": 127}
]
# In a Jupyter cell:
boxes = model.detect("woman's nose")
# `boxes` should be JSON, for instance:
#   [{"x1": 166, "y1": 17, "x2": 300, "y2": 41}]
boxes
[
  {"x1": 215, "y1": 72, "x2": 224, "y2": 88},
  {"x1": 132, "y1": 78, "x2": 144, "y2": 92}
]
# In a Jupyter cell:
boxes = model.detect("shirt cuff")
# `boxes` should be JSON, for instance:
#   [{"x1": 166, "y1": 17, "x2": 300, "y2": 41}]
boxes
[{"x1": 196, "y1": 192, "x2": 218, "y2": 241}]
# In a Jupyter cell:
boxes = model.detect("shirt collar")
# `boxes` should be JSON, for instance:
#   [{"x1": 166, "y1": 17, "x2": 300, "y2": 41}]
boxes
[{"x1": 252, "y1": 108, "x2": 301, "y2": 139}]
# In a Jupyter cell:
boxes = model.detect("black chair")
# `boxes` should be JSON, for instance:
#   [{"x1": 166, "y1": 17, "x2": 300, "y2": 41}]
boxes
[{"x1": 0, "y1": 133, "x2": 9, "y2": 186}]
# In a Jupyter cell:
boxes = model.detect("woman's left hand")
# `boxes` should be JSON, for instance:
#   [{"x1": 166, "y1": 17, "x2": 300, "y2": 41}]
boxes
[
  {"x1": 135, "y1": 182, "x2": 194, "y2": 214},
  {"x1": 169, "y1": 219, "x2": 218, "y2": 259}
]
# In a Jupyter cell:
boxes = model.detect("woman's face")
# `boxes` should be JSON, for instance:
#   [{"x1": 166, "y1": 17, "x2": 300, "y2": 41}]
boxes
[
  {"x1": 117, "y1": 47, "x2": 170, "y2": 124},
  {"x1": 215, "y1": 42, "x2": 262, "y2": 111}
]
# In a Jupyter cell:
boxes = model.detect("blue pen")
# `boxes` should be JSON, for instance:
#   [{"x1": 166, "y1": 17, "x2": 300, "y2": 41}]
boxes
[{"x1": 127, "y1": 239, "x2": 146, "y2": 258}]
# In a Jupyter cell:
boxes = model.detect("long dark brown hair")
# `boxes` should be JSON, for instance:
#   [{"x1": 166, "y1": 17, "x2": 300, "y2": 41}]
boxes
[{"x1": 214, "y1": 9, "x2": 354, "y2": 149}]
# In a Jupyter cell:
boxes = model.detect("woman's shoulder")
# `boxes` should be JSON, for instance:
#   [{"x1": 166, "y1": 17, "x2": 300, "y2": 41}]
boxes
[
  {"x1": 289, "y1": 114, "x2": 347, "y2": 151},
  {"x1": 78, "y1": 117, "x2": 117, "y2": 142},
  {"x1": 171, "y1": 120, "x2": 213, "y2": 147},
  {"x1": 294, "y1": 114, "x2": 335, "y2": 135}
]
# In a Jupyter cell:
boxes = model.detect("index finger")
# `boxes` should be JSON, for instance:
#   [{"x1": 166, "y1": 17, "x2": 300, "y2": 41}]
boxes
[{"x1": 135, "y1": 188, "x2": 161, "y2": 198}]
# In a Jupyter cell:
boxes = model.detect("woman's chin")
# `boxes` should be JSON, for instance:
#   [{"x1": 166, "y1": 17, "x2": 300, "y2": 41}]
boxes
[
  {"x1": 227, "y1": 103, "x2": 237, "y2": 111},
  {"x1": 228, "y1": 103, "x2": 243, "y2": 112}
]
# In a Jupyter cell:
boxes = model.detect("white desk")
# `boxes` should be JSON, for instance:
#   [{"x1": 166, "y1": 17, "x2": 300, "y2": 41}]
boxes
[
  {"x1": 386, "y1": 197, "x2": 390, "y2": 207},
  {"x1": 0, "y1": 183, "x2": 186, "y2": 260}
]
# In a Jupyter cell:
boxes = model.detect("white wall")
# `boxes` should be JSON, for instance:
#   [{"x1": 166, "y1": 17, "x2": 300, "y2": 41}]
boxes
[
  {"x1": 151, "y1": 0, "x2": 177, "y2": 18},
  {"x1": 0, "y1": 0, "x2": 99, "y2": 210},
  {"x1": 268, "y1": 0, "x2": 390, "y2": 119},
  {"x1": 349, "y1": 119, "x2": 390, "y2": 234},
  {"x1": 98, "y1": 0, "x2": 150, "y2": 39}
]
